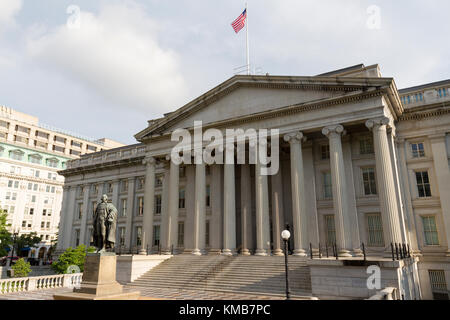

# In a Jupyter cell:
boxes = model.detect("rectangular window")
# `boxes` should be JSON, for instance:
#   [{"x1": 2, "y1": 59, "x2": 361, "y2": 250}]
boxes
[
  {"x1": 52, "y1": 145, "x2": 65, "y2": 153},
  {"x1": 29, "y1": 208, "x2": 34, "y2": 215},
  {"x1": 15, "y1": 125, "x2": 30, "y2": 134},
  {"x1": 362, "y1": 167, "x2": 377, "y2": 195},
  {"x1": 121, "y1": 199, "x2": 127, "y2": 217},
  {"x1": 71, "y1": 140, "x2": 82, "y2": 148},
  {"x1": 35, "y1": 131, "x2": 49, "y2": 139},
  {"x1": 136, "y1": 227, "x2": 142, "y2": 246},
  {"x1": 206, "y1": 185, "x2": 211, "y2": 207},
  {"x1": 324, "y1": 215, "x2": 336, "y2": 246},
  {"x1": 155, "y1": 195, "x2": 162, "y2": 214},
  {"x1": 121, "y1": 180, "x2": 128, "y2": 192},
  {"x1": 422, "y1": 216, "x2": 439, "y2": 246},
  {"x1": 360, "y1": 138, "x2": 374, "y2": 155},
  {"x1": 43, "y1": 209, "x2": 47, "y2": 216},
  {"x1": 323, "y1": 172, "x2": 332, "y2": 199},
  {"x1": 205, "y1": 220, "x2": 210, "y2": 247},
  {"x1": 321, "y1": 144, "x2": 330, "y2": 160},
  {"x1": 78, "y1": 203, "x2": 83, "y2": 219},
  {"x1": 411, "y1": 142, "x2": 425, "y2": 158},
  {"x1": 14, "y1": 181, "x2": 19, "y2": 188},
  {"x1": 367, "y1": 213, "x2": 384, "y2": 247},
  {"x1": 54, "y1": 136, "x2": 66, "y2": 144},
  {"x1": 155, "y1": 176, "x2": 163, "y2": 187},
  {"x1": 70, "y1": 150, "x2": 81, "y2": 156},
  {"x1": 75, "y1": 229, "x2": 80, "y2": 246},
  {"x1": 153, "y1": 225, "x2": 160, "y2": 246},
  {"x1": 137, "y1": 197, "x2": 144, "y2": 216},
  {"x1": 429, "y1": 270, "x2": 449, "y2": 300},
  {"x1": 179, "y1": 189, "x2": 185, "y2": 209},
  {"x1": 177, "y1": 222, "x2": 184, "y2": 247},
  {"x1": 87, "y1": 145, "x2": 97, "y2": 152},
  {"x1": 416, "y1": 171, "x2": 432, "y2": 198},
  {"x1": 119, "y1": 227, "x2": 126, "y2": 246}
]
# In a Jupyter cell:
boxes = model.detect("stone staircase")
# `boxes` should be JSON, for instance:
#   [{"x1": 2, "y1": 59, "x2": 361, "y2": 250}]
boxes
[{"x1": 126, "y1": 255, "x2": 312, "y2": 298}]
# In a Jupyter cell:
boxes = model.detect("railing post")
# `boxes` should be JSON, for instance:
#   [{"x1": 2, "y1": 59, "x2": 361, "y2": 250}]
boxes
[
  {"x1": 395, "y1": 243, "x2": 399, "y2": 260},
  {"x1": 318, "y1": 243, "x2": 322, "y2": 259},
  {"x1": 334, "y1": 243, "x2": 338, "y2": 260},
  {"x1": 27, "y1": 277, "x2": 36, "y2": 291},
  {"x1": 310, "y1": 243, "x2": 313, "y2": 259},
  {"x1": 362, "y1": 243, "x2": 366, "y2": 262},
  {"x1": 391, "y1": 243, "x2": 395, "y2": 261},
  {"x1": 326, "y1": 244, "x2": 329, "y2": 258}
]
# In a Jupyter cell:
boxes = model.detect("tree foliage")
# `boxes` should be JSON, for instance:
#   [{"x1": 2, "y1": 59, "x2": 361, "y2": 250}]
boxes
[
  {"x1": 51, "y1": 245, "x2": 96, "y2": 274},
  {"x1": 11, "y1": 258, "x2": 31, "y2": 278},
  {"x1": 15, "y1": 232, "x2": 42, "y2": 256},
  {"x1": 0, "y1": 210, "x2": 12, "y2": 257}
]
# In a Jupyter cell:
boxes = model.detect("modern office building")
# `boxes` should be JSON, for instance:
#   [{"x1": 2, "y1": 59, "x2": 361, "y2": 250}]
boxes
[
  {"x1": 0, "y1": 106, "x2": 123, "y2": 260},
  {"x1": 57, "y1": 64, "x2": 450, "y2": 299}
]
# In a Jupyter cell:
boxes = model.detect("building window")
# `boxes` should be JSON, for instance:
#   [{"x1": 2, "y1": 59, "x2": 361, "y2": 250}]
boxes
[
  {"x1": 179, "y1": 189, "x2": 185, "y2": 209},
  {"x1": 362, "y1": 167, "x2": 377, "y2": 195},
  {"x1": 324, "y1": 215, "x2": 336, "y2": 246},
  {"x1": 70, "y1": 150, "x2": 81, "y2": 156},
  {"x1": 54, "y1": 136, "x2": 66, "y2": 144},
  {"x1": 46, "y1": 158, "x2": 59, "y2": 168},
  {"x1": 52, "y1": 145, "x2": 65, "y2": 153},
  {"x1": 206, "y1": 185, "x2": 211, "y2": 207},
  {"x1": 135, "y1": 227, "x2": 142, "y2": 246},
  {"x1": 138, "y1": 177, "x2": 145, "y2": 190},
  {"x1": 437, "y1": 88, "x2": 448, "y2": 98},
  {"x1": 323, "y1": 172, "x2": 332, "y2": 199},
  {"x1": 428, "y1": 270, "x2": 449, "y2": 300},
  {"x1": 29, "y1": 154, "x2": 42, "y2": 164},
  {"x1": 78, "y1": 203, "x2": 83, "y2": 220},
  {"x1": 119, "y1": 227, "x2": 126, "y2": 246},
  {"x1": 155, "y1": 195, "x2": 162, "y2": 214},
  {"x1": 75, "y1": 229, "x2": 80, "y2": 247},
  {"x1": 416, "y1": 171, "x2": 431, "y2": 198},
  {"x1": 321, "y1": 144, "x2": 330, "y2": 160},
  {"x1": 91, "y1": 201, "x2": 97, "y2": 219},
  {"x1": 137, "y1": 197, "x2": 144, "y2": 216},
  {"x1": 153, "y1": 225, "x2": 160, "y2": 246},
  {"x1": 9, "y1": 150, "x2": 24, "y2": 161},
  {"x1": 177, "y1": 222, "x2": 184, "y2": 247},
  {"x1": 71, "y1": 140, "x2": 82, "y2": 148},
  {"x1": 155, "y1": 176, "x2": 163, "y2": 187},
  {"x1": 121, "y1": 199, "x2": 127, "y2": 217},
  {"x1": 360, "y1": 138, "x2": 374, "y2": 155},
  {"x1": 121, "y1": 180, "x2": 128, "y2": 192},
  {"x1": 422, "y1": 216, "x2": 439, "y2": 246},
  {"x1": 414, "y1": 93, "x2": 423, "y2": 102},
  {"x1": 87, "y1": 145, "x2": 97, "y2": 152},
  {"x1": 366, "y1": 213, "x2": 384, "y2": 247},
  {"x1": 411, "y1": 142, "x2": 425, "y2": 158},
  {"x1": 205, "y1": 220, "x2": 210, "y2": 247},
  {"x1": 43, "y1": 209, "x2": 47, "y2": 216},
  {"x1": 15, "y1": 125, "x2": 30, "y2": 134}
]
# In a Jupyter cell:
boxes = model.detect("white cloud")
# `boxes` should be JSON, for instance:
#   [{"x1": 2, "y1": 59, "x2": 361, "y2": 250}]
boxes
[
  {"x1": 0, "y1": 0, "x2": 22, "y2": 27},
  {"x1": 26, "y1": 1, "x2": 188, "y2": 115}
]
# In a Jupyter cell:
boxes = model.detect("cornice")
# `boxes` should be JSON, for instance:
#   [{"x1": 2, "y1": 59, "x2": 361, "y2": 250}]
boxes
[
  {"x1": 399, "y1": 105, "x2": 450, "y2": 121},
  {"x1": 0, "y1": 172, "x2": 64, "y2": 186}
]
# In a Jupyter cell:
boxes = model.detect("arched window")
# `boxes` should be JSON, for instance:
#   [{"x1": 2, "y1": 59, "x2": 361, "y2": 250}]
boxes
[
  {"x1": 29, "y1": 154, "x2": 43, "y2": 165},
  {"x1": 46, "y1": 158, "x2": 59, "y2": 168},
  {"x1": 9, "y1": 149, "x2": 24, "y2": 161}
]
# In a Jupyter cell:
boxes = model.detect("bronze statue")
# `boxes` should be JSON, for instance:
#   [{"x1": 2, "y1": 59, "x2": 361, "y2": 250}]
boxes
[{"x1": 93, "y1": 194, "x2": 117, "y2": 253}]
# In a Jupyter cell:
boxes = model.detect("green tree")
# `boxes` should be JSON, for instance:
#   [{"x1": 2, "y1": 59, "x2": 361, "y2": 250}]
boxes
[
  {"x1": 11, "y1": 258, "x2": 31, "y2": 278},
  {"x1": 15, "y1": 232, "x2": 42, "y2": 256},
  {"x1": 0, "y1": 210, "x2": 12, "y2": 257},
  {"x1": 51, "y1": 245, "x2": 96, "y2": 274}
]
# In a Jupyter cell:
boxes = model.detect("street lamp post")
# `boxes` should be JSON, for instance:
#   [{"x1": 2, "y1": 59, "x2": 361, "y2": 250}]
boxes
[
  {"x1": 281, "y1": 229, "x2": 291, "y2": 300},
  {"x1": 9, "y1": 230, "x2": 18, "y2": 266}
]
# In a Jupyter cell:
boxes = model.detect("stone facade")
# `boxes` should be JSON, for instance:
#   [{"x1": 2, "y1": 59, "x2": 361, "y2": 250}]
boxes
[{"x1": 58, "y1": 64, "x2": 450, "y2": 299}]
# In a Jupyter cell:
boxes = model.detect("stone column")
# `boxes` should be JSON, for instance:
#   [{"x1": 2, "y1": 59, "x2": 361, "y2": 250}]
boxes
[
  {"x1": 322, "y1": 125, "x2": 353, "y2": 257},
  {"x1": 240, "y1": 164, "x2": 253, "y2": 255},
  {"x1": 429, "y1": 133, "x2": 450, "y2": 256},
  {"x1": 255, "y1": 161, "x2": 271, "y2": 256},
  {"x1": 223, "y1": 162, "x2": 236, "y2": 255},
  {"x1": 167, "y1": 157, "x2": 180, "y2": 252},
  {"x1": 366, "y1": 117, "x2": 402, "y2": 247},
  {"x1": 140, "y1": 156, "x2": 156, "y2": 254},
  {"x1": 193, "y1": 161, "x2": 206, "y2": 255},
  {"x1": 284, "y1": 132, "x2": 308, "y2": 256},
  {"x1": 125, "y1": 177, "x2": 136, "y2": 251},
  {"x1": 271, "y1": 164, "x2": 284, "y2": 256},
  {"x1": 210, "y1": 164, "x2": 223, "y2": 253},
  {"x1": 62, "y1": 187, "x2": 77, "y2": 249},
  {"x1": 79, "y1": 184, "x2": 91, "y2": 246},
  {"x1": 160, "y1": 163, "x2": 171, "y2": 254},
  {"x1": 56, "y1": 186, "x2": 70, "y2": 252}
]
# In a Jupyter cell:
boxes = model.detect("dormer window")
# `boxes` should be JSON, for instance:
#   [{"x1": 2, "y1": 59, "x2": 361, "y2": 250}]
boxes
[
  {"x1": 29, "y1": 154, "x2": 43, "y2": 165},
  {"x1": 9, "y1": 149, "x2": 24, "y2": 161}
]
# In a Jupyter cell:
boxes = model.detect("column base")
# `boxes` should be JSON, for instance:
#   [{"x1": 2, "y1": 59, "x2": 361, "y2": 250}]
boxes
[
  {"x1": 272, "y1": 249, "x2": 284, "y2": 256},
  {"x1": 293, "y1": 249, "x2": 307, "y2": 257},
  {"x1": 254, "y1": 249, "x2": 268, "y2": 256},
  {"x1": 221, "y1": 249, "x2": 236, "y2": 256},
  {"x1": 191, "y1": 249, "x2": 204, "y2": 256},
  {"x1": 338, "y1": 250, "x2": 353, "y2": 258},
  {"x1": 240, "y1": 249, "x2": 251, "y2": 256},
  {"x1": 352, "y1": 249, "x2": 364, "y2": 257}
]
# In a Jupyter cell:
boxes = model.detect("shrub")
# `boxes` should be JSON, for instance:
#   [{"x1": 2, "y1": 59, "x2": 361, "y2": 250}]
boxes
[
  {"x1": 11, "y1": 258, "x2": 31, "y2": 278},
  {"x1": 51, "y1": 245, "x2": 96, "y2": 274}
]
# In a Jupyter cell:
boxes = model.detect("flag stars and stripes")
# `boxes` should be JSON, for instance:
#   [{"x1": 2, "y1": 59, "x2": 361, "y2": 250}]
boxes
[{"x1": 231, "y1": 9, "x2": 247, "y2": 34}]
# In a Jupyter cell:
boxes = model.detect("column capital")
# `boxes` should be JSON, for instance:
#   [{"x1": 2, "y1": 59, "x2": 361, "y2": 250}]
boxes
[
  {"x1": 143, "y1": 155, "x2": 156, "y2": 166},
  {"x1": 283, "y1": 132, "x2": 306, "y2": 144},
  {"x1": 322, "y1": 124, "x2": 345, "y2": 138},
  {"x1": 365, "y1": 116, "x2": 390, "y2": 131}
]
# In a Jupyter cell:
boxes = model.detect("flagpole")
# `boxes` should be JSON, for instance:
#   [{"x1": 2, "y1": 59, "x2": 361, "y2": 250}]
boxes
[{"x1": 246, "y1": 2, "x2": 250, "y2": 75}]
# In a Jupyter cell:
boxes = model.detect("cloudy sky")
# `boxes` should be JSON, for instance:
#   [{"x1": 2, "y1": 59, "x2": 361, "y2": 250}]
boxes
[{"x1": 0, "y1": 0, "x2": 449, "y2": 144}]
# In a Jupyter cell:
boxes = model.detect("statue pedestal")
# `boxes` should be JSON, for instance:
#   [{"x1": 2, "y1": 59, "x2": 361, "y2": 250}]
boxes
[{"x1": 54, "y1": 253, "x2": 140, "y2": 300}]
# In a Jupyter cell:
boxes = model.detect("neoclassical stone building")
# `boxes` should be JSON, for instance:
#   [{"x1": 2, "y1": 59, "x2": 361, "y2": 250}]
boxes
[{"x1": 57, "y1": 64, "x2": 450, "y2": 299}]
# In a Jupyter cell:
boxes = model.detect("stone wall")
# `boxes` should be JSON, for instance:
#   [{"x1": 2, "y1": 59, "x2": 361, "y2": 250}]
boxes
[
  {"x1": 307, "y1": 258, "x2": 421, "y2": 300},
  {"x1": 116, "y1": 254, "x2": 172, "y2": 284}
]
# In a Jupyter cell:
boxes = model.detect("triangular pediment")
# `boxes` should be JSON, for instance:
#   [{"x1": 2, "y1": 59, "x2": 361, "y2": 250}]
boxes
[{"x1": 135, "y1": 74, "x2": 396, "y2": 140}]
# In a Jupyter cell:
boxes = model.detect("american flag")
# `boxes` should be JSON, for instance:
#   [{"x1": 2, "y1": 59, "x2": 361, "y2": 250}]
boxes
[{"x1": 231, "y1": 9, "x2": 247, "y2": 34}]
